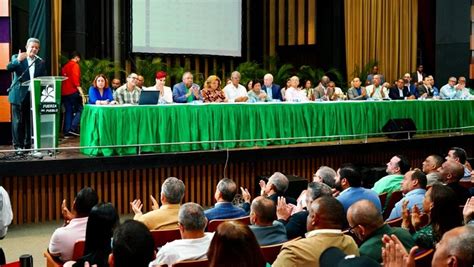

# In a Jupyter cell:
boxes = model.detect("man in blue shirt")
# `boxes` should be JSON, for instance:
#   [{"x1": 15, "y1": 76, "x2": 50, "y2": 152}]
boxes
[
  {"x1": 172, "y1": 72, "x2": 202, "y2": 103},
  {"x1": 204, "y1": 178, "x2": 246, "y2": 221},
  {"x1": 335, "y1": 164, "x2": 382, "y2": 213},
  {"x1": 386, "y1": 169, "x2": 427, "y2": 221},
  {"x1": 440, "y1": 77, "x2": 463, "y2": 99}
]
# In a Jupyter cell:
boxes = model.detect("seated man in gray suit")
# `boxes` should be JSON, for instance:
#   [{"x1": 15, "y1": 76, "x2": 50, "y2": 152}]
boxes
[{"x1": 249, "y1": 196, "x2": 287, "y2": 246}]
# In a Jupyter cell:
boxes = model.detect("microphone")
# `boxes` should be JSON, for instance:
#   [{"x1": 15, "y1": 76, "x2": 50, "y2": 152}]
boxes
[{"x1": 34, "y1": 54, "x2": 44, "y2": 62}]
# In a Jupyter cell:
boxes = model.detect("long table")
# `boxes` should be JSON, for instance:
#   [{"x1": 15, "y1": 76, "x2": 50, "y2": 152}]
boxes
[{"x1": 80, "y1": 100, "x2": 474, "y2": 156}]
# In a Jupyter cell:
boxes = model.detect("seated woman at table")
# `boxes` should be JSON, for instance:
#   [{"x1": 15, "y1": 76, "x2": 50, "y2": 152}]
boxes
[
  {"x1": 247, "y1": 79, "x2": 271, "y2": 102},
  {"x1": 88, "y1": 74, "x2": 115, "y2": 105},
  {"x1": 285, "y1": 76, "x2": 308, "y2": 102},
  {"x1": 201, "y1": 75, "x2": 227, "y2": 103},
  {"x1": 144, "y1": 71, "x2": 173, "y2": 104}
]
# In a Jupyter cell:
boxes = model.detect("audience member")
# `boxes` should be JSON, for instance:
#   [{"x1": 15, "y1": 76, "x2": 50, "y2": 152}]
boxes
[
  {"x1": 223, "y1": 71, "x2": 248, "y2": 102},
  {"x1": 421, "y1": 154, "x2": 443, "y2": 185},
  {"x1": 65, "y1": 203, "x2": 119, "y2": 267},
  {"x1": 320, "y1": 247, "x2": 379, "y2": 267},
  {"x1": 207, "y1": 221, "x2": 266, "y2": 267},
  {"x1": 0, "y1": 186, "x2": 12, "y2": 239},
  {"x1": 262, "y1": 73, "x2": 282, "y2": 101},
  {"x1": 335, "y1": 164, "x2": 382, "y2": 213},
  {"x1": 272, "y1": 196, "x2": 359, "y2": 267},
  {"x1": 284, "y1": 76, "x2": 308, "y2": 102},
  {"x1": 150, "y1": 203, "x2": 213, "y2": 266},
  {"x1": 258, "y1": 172, "x2": 296, "y2": 205},
  {"x1": 109, "y1": 220, "x2": 155, "y2": 267},
  {"x1": 61, "y1": 51, "x2": 84, "y2": 136},
  {"x1": 114, "y1": 73, "x2": 141, "y2": 104},
  {"x1": 347, "y1": 77, "x2": 367, "y2": 100},
  {"x1": 131, "y1": 177, "x2": 185, "y2": 230},
  {"x1": 88, "y1": 74, "x2": 115, "y2": 105},
  {"x1": 445, "y1": 147, "x2": 472, "y2": 177},
  {"x1": 201, "y1": 75, "x2": 227, "y2": 103},
  {"x1": 249, "y1": 196, "x2": 287, "y2": 245},
  {"x1": 437, "y1": 160, "x2": 471, "y2": 205},
  {"x1": 276, "y1": 182, "x2": 332, "y2": 239},
  {"x1": 382, "y1": 225, "x2": 474, "y2": 267},
  {"x1": 386, "y1": 169, "x2": 427, "y2": 221},
  {"x1": 247, "y1": 79, "x2": 271, "y2": 102},
  {"x1": 372, "y1": 155, "x2": 410, "y2": 200},
  {"x1": 366, "y1": 65, "x2": 385, "y2": 85},
  {"x1": 402, "y1": 184, "x2": 462, "y2": 249},
  {"x1": 440, "y1": 77, "x2": 462, "y2": 99},
  {"x1": 463, "y1": 197, "x2": 474, "y2": 225},
  {"x1": 144, "y1": 71, "x2": 173, "y2": 104},
  {"x1": 347, "y1": 200, "x2": 414, "y2": 263},
  {"x1": 48, "y1": 187, "x2": 99, "y2": 262},
  {"x1": 313, "y1": 76, "x2": 333, "y2": 101},
  {"x1": 172, "y1": 72, "x2": 202, "y2": 103},
  {"x1": 204, "y1": 178, "x2": 246, "y2": 221},
  {"x1": 313, "y1": 166, "x2": 336, "y2": 188},
  {"x1": 366, "y1": 74, "x2": 388, "y2": 100}
]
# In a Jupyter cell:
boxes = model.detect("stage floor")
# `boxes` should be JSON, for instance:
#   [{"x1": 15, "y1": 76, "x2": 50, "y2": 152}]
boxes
[{"x1": 0, "y1": 131, "x2": 472, "y2": 162}]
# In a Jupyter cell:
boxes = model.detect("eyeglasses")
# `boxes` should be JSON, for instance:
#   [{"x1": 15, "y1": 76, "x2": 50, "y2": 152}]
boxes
[{"x1": 347, "y1": 224, "x2": 359, "y2": 235}]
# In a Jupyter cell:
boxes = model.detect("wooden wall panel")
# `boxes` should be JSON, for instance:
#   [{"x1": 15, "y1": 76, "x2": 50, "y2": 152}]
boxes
[{"x1": 1, "y1": 140, "x2": 470, "y2": 225}]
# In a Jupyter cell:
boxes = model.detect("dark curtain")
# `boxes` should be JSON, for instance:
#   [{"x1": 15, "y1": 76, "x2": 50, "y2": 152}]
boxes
[
  {"x1": 417, "y1": 0, "x2": 436, "y2": 77},
  {"x1": 29, "y1": 0, "x2": 50, "y2": 74}
]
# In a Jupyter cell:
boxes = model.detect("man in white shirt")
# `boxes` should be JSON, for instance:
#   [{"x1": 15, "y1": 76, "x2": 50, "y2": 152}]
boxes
[
  {"x1": 440, "y1": 77, "x2": 462, "y2": 99},
  {"x1": 366, "y1": 75, "x2": 388, "y2": 100},
  {"x1": 150, "y1": 202, "x2": 214, "y2": 266},
  {"x1": 223, "y1": 71, "x2": 248, "y2": 102},
  {"x1": 0, "y1": 186, "x2": 13, "y2": 239},
  {"x1": 48, "y1": 187, "x2": 98, "y2": 262},
  {"x1": 285, "y1": 76, "x2": 308, "y2": 102}
]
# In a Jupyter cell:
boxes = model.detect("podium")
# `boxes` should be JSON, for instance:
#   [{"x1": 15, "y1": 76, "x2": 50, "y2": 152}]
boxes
[{"x1": 22, "y1": 76, "x2": 67, "y2": 155}]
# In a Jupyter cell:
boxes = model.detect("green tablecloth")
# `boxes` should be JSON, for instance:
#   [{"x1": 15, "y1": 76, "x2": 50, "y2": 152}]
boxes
[{"x1": 80, "y1": 100, "x2": 474, "y2": 156}]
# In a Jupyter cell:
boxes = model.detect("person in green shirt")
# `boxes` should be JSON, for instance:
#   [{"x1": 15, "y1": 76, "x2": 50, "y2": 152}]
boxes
[
  {"x1": 372, "y1": 155, "x2": 411, "y2": 210},
  {"x1": 347, "y1": 199, "x2": 414, "y2": 263}
]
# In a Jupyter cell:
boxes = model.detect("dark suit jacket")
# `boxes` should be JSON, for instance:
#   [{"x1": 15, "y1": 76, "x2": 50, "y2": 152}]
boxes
[
  {"x1": 417, "y1": 84, "x2": 433, "y2": 97},
  {"x1": 263, "y1": 84, "x2": 282, "y2": 101},
  {"x1": 411, "y1": 71, "x2": 426, "y2": 84},
  {"x1": 389, "y1": 86, "x2": 411, "y2": 100},
  {"x1": 278, "y1": 210, "x2": 308, "y2": 239},
  {"x1": 7, "y1": 54, "x2": 47, "y2": 105}
]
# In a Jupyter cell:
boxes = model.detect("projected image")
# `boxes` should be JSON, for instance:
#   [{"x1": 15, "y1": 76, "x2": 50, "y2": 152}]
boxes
[{"x1": 132, "y1": 0, "x2": 242, "y2": 57}]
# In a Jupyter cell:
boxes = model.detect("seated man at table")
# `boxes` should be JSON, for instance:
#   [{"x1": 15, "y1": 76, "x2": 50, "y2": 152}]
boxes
[
  {"x1": 247, "y1": 79, "x2": 271, "y2": 102},
  {"x1": 114, "y1": 73, "x2": 141, "y2": 104},
  {"x1": 366, "y1": 74, "x2": 389, "y2": 100},
  {"x1": 223, "y1": 71, "x2": 248, "y2": 102},
  {"x1": 172, "y1": 72, "x2": 202, "y2": 103},
  {"x1": 263, "y1": 73, "x2": 282, "y2": 101},
  {"x1": 389, "y1": 78, "x2": 415, "y2": 100}
]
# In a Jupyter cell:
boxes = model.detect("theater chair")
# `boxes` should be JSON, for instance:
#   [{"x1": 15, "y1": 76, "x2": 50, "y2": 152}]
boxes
[
  {"x1": 386, "y1": 217, "x2": 403, "y2": 227},
  {"x1": 414, "y1": 248, "x2": 434, "y2": 267},
  {"x1": 44, "y1": 240, "x2": 85, "y2": 267},
  {"x1": 172, "y1": 259, "x2": 209, "y2": 267},
  {"x1": 383, "y1": 191, "x2": 404, "y2": 220},
  {"x1": 207, "y1": 216, "x2": 250, "y2": 232},
  {"x1": 150, "y1": 228, "x2": 181, "y2": 248},
  {"x1": 378, "y1": 192, "x2": 388, "y2": 209},
  {"x1": 260, "y1": 243, "x2": 283, "y2": 264}
]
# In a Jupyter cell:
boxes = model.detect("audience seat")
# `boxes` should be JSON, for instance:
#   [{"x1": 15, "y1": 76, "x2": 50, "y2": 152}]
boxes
[
  {"x1": 378, "y1": 192, "x2": 388, "y2": 210},
  {"x1": 150, "y1": 228, "x2": 181, "y2": 248},
  {"x1": 386, "y1": 217, "x2": 403, "y2": 227},
  {"x1": 172, "y1": 259, "x2": 209, "y2": 267},
  {"x1": 43, "y1": 240, "x2": 85, "y2": 267},
  {"x1": 383, "y1": 191, "x2": 403, "y2": 220},
  {"x1": 414, "y1": 248, "x2": 434, "y2": 267},
  {"x1": 260, "y1": 243, "x2": 283, "y2": 264},
  {"x1": 207, "y1": 216, "x2": 250, "y2": 232}
]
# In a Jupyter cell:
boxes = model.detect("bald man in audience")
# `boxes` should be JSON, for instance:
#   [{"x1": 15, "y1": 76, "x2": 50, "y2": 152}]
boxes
[
  {"x1": 438, "y1": 160, "x2": 471, "y2": 205},
  {"x1": 130, "y1": 177, "x2": 185, "y2": 230},
  {"x1": 273, "y1": 196, "x2": 359, "y2": 267},
  {"x1": 249, "y1": 196, "x2": 287, "y2": 246},
  {"x1": 347, "y1": 199, "x2": 414, "y2": 263},
  {"x1": 422, "y1": 154, "x2": 444, "y2": 186}
]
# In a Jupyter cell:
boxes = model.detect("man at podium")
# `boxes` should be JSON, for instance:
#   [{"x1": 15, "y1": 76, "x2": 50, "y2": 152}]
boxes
[{"x1": 6, "y1": 37, "x2": 47, "y2": 153}]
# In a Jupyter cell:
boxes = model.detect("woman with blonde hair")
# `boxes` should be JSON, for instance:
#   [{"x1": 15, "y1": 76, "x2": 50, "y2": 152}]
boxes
[{"x1": 202, "y1": 75, "x2": 227, "y2": 102}]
